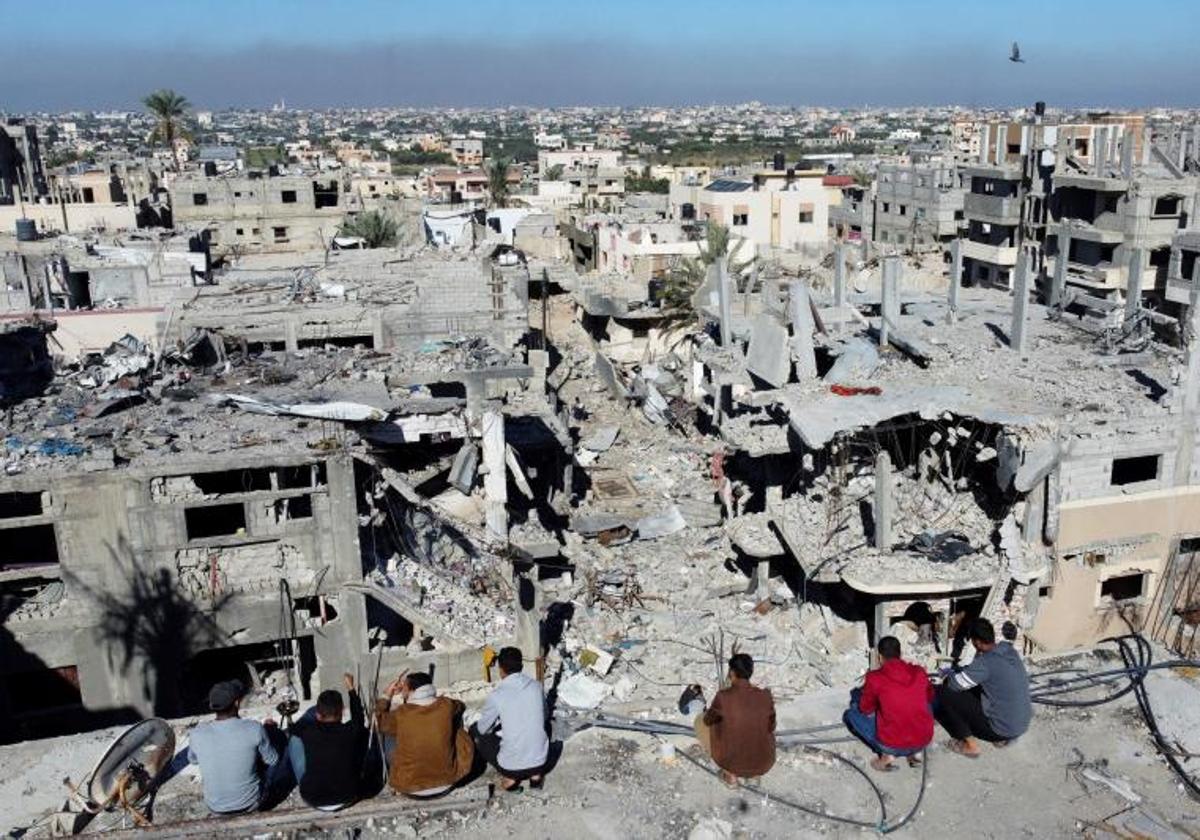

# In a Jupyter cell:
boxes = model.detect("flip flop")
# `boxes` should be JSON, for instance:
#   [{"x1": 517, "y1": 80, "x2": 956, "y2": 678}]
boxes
[{"x1": 945, "y1": 739, "x2": 981, "y2": 759}]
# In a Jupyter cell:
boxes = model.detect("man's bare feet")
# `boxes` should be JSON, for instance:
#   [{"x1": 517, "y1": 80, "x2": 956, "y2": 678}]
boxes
[
  {"x1": 906, "y1": 754, "x2": 923, "y2": 768},
  {"x1": 719, "y1": 770, "x2": 738, "y2": 788},
  {"x1": 870, "y1": 755, "x2": 897, "y2": 772},
  {"x1": 945, "y1": 738, "x2": 982, "y2": 758},
  {"x1": 499, "y1": 776, "x2": 521, "y2": 791}
]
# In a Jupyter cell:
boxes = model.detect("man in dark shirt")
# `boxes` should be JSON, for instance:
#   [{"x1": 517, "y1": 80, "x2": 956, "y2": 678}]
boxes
[
  {"x1": 694, "y1": 653, "x2": 776, "y2": 786},
  {"x1": 287, "y1": 673, "x2": 367, "y2": 809}
]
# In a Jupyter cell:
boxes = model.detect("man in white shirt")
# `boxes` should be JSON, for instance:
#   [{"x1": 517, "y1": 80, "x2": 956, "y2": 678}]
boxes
[{"x1": 471, "y1": 647, "x2": 549, "y2": 790}]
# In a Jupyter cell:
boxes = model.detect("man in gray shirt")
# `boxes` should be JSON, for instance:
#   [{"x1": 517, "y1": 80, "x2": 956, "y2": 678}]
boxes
[
  {"x1": 187, "y1": 680, "x2": 285, "y2": 813},
  {"x1": 471, "y1": 647, "x2": 550, "y2": 790},
  {"x1": 935, "y1": 618, "x2": 1032, "y2": 758}
]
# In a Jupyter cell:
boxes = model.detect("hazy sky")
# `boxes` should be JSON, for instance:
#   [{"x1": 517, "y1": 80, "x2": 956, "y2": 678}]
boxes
[{"x1": 4, "y1": 0, "x2": 1197, "y2": 110}]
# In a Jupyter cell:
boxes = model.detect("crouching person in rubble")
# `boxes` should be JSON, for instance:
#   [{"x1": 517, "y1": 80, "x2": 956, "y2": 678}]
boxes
[
  {"x1": 187, "y1": 680, "x2": 289, "y2": 814},
  {"x1": 375, "y1": 672, "x2": 475, "y2": 797},
  {"x1": 693, "y1": 653, "x2": 776, "y2": 787},
  {"x1": 843, "y1": 636, "x2": 934, "y2": 771},
  {"x1": 288, "y1": 673, "x2": 367, "y2": 810},
  {"x1": 470, "y1": 647, "x2": 550, "y2": 791},
  {"x1": 935, "y1": 618, "x2": 1032, "y2": 758}
]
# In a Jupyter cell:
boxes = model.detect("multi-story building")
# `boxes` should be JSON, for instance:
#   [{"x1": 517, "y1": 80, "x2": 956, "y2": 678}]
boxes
[
  {"x1": 0, "y1": 119, "x2": 47, "y2": 205},
  {"x1": 170, "y1": 172, "x2": 352, "y2": 254},
  {"x1": 448, "y1": 136, "x2": 484, "y2": 167},
  {"x1": 865, "y1": 162, "x2": 964, "y2": 251}
]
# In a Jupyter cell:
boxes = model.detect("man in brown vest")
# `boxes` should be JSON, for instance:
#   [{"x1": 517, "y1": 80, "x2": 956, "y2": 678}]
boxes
[
  {"x1": 375, "y1": 672, "x2": 475, "y2": 798},
  {"x1": 694, "y1": 653, "x2": 776, "y2": 786}
]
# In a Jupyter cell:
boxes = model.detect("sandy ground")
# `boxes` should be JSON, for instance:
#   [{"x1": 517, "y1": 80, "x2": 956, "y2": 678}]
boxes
[{"x1": 4, "y1": 668, "x2": 1200, "y2": 839}]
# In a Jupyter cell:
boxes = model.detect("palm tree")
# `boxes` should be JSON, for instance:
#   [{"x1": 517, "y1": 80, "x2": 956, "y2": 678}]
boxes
[
  {"x1": 661, "y1": 221, "x2": 754, "y2": 318},
  {"x1": 487, "y1": 158, "x2": 511, "y2": 208},
  {"x1": 338, "y1": 210, "x2": 399, "y2": 248},
  {"x1": 142, "y1": 89, "x2": 191, "y2": 171}
]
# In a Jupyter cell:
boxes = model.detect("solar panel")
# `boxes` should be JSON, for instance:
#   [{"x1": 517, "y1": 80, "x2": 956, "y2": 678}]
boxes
[{"x1": 705, "y1": 179, "x2": 752, "y2": 192}]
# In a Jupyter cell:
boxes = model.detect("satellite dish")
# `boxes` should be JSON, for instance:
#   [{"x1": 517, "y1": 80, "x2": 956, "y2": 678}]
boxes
[
  {"x1": 85, "y1": 718, "x2": 176, "y2": 811},
  {"x1": 1009, "y1": 42, "x2": 1025, "y2": 63}
]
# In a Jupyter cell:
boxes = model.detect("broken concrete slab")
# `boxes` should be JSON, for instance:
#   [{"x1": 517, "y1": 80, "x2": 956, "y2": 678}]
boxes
[
  {"x1": 449, "y1": 442, "x2": 479, "y2": 495},
  {"x1": 636, "y1": 505, "x2": 687, "y2": 540},
  {"x1": 745, "y1": 313, "x2": 791, "y2": 388},
  {"x1": 579, "y1": 425, "x2": 619, "y2": 453}
]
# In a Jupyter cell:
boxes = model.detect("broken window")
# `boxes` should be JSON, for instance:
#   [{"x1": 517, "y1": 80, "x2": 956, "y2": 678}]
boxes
[
  {"x1": 274, "y1": 495, "x2": 313, "y2": 521},
  {"x1": 1007, "y1": 143, "x2": 1021, "y2": 155},
  {"x1": 296, "y1": 335, "x2": 375, "y2": 349},
  {"x1": 0, "y1": 524, "x2": 60, "y2": 569},
  {"x1": 236, "y1": 228, "x2": 244, "y2": 236},
  {"x1": 193, "y1": 468, "x2": 274, "y2": 495},
  {"x1": 193, "y1": 192, "x2": 208, "y2": 206},
  {"x1": 1110, "y1": 454, "x2": 1159, "y2": 486},
  {"x1": 1100, "y1": 572, "x2": 1147, "y2": 602},
  {"x1": 281, "y1": 190, "x2": 298, "y2": 204},
  {"x1": 312, "y1": 181, "x2": 339, "y2": 209},
  {"x1": 882, "y1": 202, "x2": 890, "y2": 213},
  {"x1": 798, "y1": 206, "x2": 814, "y2": 224},
  {"x1": 185, "y1": 503, "x2": 247, "y2": 540},
  {"x1": 899, "y1": 205, "x2": 908, "y2": 216},
  {"x1": 0, "y1": 491, "x2": 43, "y2": 519},
  {"x1": 1153, "y1": 195, "x2": 1182, "y2": 217},
  {"x1": 732, "y1": 213, "x2": 748, "y2": 226},
  {"x1": 1074, "y1": 138, "x2": 1089, "y2": 156},
  {"x1": 273, "y1": 226, "x2": 288, "y2": 242},
  {"x1": 279, "y1": 463, "x2": 327, "y2": 489},
  {"x1": 82, "y1": 187, "x2": 95, "y2": 203}
]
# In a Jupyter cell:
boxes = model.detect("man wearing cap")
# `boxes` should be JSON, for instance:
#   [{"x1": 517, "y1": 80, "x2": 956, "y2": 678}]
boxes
[{"x1": 187, "y1": 679, "x2": 286, "y2": 813}]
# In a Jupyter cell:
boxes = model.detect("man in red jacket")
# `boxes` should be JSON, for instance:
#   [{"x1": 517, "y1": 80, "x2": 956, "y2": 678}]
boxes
[{"x1": 843, "y1": 636, "x2": 934, "y2": 771}]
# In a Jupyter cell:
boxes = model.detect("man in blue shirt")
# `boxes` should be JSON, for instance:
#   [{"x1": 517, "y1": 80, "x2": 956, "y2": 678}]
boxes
[
  {"x1": 187, "y1": 680, "x2": 288, "y2": 813},
  {"x1": 471, "y1": 647, "x2": 549, "y2": 790}
]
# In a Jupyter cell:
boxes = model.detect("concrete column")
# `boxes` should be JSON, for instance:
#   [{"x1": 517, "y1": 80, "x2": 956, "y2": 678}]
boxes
[
  {"x1": 788, "y1": 279, "x2": 818, "y2": 380},
  {"x1": 1051, "y1": 229, "x2": 1070, "y2": 307},
  {"x1": 833, "y1": 242, "x2": 847, "y2": 309},
  {"x1": 482, "y1": 410, "x2": 508, "y2": 539},
  {"x1": 513, "y1": 565, "x2": 542, "y2": 669},
  {"x1": 1010, "y1": 250, "x2": 1031, "y2": 353},
  {"x1": 1093, "y1": 128, "x2": 1108, "y2": 176},
  {"x1": 715, "y1": 258, "x2": 732, "y2": 347},
  {"x1": 1121, "y1": 129, "x2": 1134, "y2": 179},
  {"x1": 1022, "y1": 479, "x2": 1046, "y2": 543},
  {"x1": 873, "y1": 451, "x2": 893, "y2": 550},
  {"x1": 880, "y1": 256, "x2": 901, "y2": 347},
  {"x1": 1124, "y1": 248, "x2": 1144, "y2": 322},
  {"x1": 947, "y1": 238, "x2": 962, "y2": 323}
]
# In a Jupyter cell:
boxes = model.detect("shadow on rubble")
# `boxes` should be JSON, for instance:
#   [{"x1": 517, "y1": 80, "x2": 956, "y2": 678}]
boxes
[{"x1": 67, "y1": 537, "x2": 232, "y2": 719}]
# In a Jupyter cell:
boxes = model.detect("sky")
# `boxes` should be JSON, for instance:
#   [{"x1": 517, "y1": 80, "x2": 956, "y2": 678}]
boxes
[{"x1": 3, "y1": 0, "x2": 1197, "y2": 110}]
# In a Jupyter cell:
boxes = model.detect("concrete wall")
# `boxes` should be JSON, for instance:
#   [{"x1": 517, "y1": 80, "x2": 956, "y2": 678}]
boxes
[
  {"x1": 0, "y1": 202, "x2": 138, "y2": 236},
  {"x1": 0, "y1": 453, "x2": 367, "y2": 724}
]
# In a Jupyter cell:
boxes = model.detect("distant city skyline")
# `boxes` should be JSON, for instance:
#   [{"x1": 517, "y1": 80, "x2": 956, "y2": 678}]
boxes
[{"x1": 3, "y1": 0, "x2": 1197, "y2": 110}]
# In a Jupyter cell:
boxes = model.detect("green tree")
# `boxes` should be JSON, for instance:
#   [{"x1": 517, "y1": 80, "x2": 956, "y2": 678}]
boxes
[
  {"x1": 661, "y1": 222, "x2": 753, "y2": 318},
  {"x1": 487, "y1": 157, "x2": 511, "y2": 208},
  {"x1": 142, "y1": 89, "x2": 191, "y2": 171},
  {"x1": 543, "y1": 163, "x2": 564, "y2": 181},
  {"x1": 338, "y1": 210, "x2": 399, "y2": 249}
]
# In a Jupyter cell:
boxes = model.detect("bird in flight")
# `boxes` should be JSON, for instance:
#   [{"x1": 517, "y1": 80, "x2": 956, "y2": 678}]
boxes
[{"x1": 1009, "y1": 42, "x2": 1025, "y2": 63}]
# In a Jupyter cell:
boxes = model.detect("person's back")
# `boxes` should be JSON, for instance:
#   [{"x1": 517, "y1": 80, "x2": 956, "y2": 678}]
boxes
[
  {"x1": 971, "y1": 641, "x2": 1032, "y2": 738},
  {"x1": 292, "y1": 686, "x2": 365, "y2": 807},
  {"x1": 707, "y1": 679, "x2": 776, "y2": 778},
  {"x1": 381, "y1": 695, "x2": 474, "y2": 793},
  {"x1": 488, "y1": 671, "x2": 549, "y2": 771},
  {"x1": 862, "y1": 657, "x2": 934, "y2": 751},
  {"x1": 188, "y1": 717, "x2": 275, "y2": 813}
]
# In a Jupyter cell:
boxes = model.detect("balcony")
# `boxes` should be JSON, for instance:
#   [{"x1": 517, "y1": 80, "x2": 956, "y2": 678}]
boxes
[
  {"x1": 964, "y1": 192, "x2": 1020, "y2": 225},
  {"x1": 961, "y1": 238, "x2": 1018, "y2": 267}
]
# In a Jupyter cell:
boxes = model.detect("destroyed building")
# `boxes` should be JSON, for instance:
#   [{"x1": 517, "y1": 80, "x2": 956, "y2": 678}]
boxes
[
  {"x1": 686, "y1": 249, "x2": 1200, "y2": 660},
  {"x1": 0, "y1": 248, "x2": 569, "y2": 745}
]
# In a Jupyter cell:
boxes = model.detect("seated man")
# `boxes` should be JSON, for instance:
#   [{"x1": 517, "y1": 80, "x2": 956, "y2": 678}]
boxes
[
  {"x1": 288, "y1": 673, "x2": 366, "y2": 810},
  {"x1": 471, "y1": 647, "x2": 549, "y2": 790},
  {"x1": 375, "y1": 672, "x2": 475, "y2": 798},
  {"x1": 935, "y1": 618, "x2": 1032, "y2": 758},
  {"x1": 843, "y1": 636, "x2": 934, "y2": 771},
  {"x1": 187, "y1": 680, "x2": 285, "y2": 814},
  {"x1": 694, "y1": 653, "x2": 776, "y2": 786}
]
